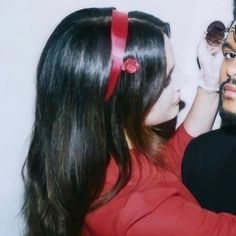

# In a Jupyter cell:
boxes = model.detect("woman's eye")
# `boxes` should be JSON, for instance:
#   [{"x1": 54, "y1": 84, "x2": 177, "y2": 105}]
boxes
[{"x1": 224, "y1": 52, "x2": 236, "y2": 59}]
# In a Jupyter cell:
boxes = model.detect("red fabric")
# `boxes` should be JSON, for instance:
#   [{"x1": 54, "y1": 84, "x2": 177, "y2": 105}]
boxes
[
  {"x1": 84, "y1": 125, "x2": 236, "y2": 236},
  {"x1": 104, "y1": 10, "x2": 128, "y2": 101}
]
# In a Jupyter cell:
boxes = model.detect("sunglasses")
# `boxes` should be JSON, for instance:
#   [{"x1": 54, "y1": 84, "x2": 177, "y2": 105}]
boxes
[
  {"x1": 197, "y1": 20, "x2": 227, "y2": 69},
  {"x1": 205, "y1": 20, "x2": 226, "y2": 46}
]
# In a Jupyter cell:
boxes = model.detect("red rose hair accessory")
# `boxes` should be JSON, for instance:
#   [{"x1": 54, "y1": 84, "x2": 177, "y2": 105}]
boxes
[
  {"x1": 121, "y1": 58, "x2": 140, "y2": 74},
  {"x1": 104, "y1": 10, "x2": 128, "y2": 101}
]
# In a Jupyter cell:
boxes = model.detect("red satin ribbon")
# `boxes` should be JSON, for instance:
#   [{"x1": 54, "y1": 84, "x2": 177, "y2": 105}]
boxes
[{"x1": 104, "y1": 10, "x2": 128, "y2": 101}]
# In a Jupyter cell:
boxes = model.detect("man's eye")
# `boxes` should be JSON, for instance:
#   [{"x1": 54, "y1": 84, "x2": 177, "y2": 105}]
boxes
[{"x1": 224, "y1": 52, "x2": 236, "y2": 59}]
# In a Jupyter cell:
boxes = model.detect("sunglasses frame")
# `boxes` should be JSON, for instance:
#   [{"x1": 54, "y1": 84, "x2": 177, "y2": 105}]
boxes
[
  {"x1": 228, "y1": 20, "x2": 236, "y2": 42},
  {"x1": 205, "y1": 20, "x2": 227, "y2": 46}
]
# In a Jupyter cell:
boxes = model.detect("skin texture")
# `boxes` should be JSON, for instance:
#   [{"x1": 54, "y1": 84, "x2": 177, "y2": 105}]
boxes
[
  {"x1": 220, "y1": 20, "x2": 236, "y2": 115},
  {"x1": 145, "y1": 35, "x2": 181, "y2": 126},
  {"x1": 145, "y1": 33, "x2": 220, "y2": 138}
]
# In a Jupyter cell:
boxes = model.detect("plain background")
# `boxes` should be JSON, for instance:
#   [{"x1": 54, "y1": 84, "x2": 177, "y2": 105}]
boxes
[{"x1": 0, "y1": 0, "x2": 233, "y2": 235}]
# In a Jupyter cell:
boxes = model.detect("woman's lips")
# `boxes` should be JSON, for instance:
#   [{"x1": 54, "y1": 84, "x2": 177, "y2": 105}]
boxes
[
  {"x1": 223, "y1": 84, "x2": 236, "y2": 99},
  {"x1": 173, "y1": 97, "x2": 181, "y2": 105}
]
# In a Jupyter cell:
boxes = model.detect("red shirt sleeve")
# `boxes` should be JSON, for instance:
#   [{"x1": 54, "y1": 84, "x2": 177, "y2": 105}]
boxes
[
  {"x1": 117, "y1": 188, "x2": 236, "y2": 236},
  {"x1": 163, "y1": 124, "x2": 192, "y2": 179}
]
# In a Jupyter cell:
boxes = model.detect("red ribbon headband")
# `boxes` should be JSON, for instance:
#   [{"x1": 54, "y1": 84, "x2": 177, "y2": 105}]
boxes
[{"x1": 104, "y1": 10, "x2": 128, "y2": 101}]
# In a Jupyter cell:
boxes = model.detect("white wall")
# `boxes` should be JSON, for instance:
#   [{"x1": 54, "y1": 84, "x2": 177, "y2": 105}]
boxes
[{"x1": 0, "y1": 0, "x2": 233, "y2": 235}]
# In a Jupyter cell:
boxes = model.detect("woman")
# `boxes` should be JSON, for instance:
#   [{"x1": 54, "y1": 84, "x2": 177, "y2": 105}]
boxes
[{"x1": 22, "y1": 7, "x2": 235, "y2": 236}]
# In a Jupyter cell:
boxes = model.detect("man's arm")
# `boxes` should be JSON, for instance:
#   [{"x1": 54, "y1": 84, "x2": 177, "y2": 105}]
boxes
[
  {"x1": 184, "y1": 87, "x2": 219, "y2": 137},
  {"x1": 183, "y1": 38, "x2": 223, "y2": 137}
]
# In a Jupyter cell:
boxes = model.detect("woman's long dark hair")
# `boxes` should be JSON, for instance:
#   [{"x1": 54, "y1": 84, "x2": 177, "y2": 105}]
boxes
[{"x1": 22, "y1": 7, "x2": 170, "y2": 236}]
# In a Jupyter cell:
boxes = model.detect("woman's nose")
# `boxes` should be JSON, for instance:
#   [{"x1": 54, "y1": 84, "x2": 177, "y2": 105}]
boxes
[{"x1": 172, "y1": 67, "x2": 182, "y2": 91}]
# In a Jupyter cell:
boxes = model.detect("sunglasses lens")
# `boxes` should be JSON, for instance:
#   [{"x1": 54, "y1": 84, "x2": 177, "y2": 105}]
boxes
[{"x1": 206, "y1": 21, "x2": 226, "y2": 46}]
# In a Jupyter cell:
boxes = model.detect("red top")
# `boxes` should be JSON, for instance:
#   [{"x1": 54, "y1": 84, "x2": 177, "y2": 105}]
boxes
[{"x1": 84, "y1": 125, "x2": 236, "y2": 236}]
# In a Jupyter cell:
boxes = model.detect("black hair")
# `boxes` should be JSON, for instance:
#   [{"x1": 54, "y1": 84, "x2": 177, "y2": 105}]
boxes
[{"x1": 22, "y1": 7, "x2": 170, "y2": 236}]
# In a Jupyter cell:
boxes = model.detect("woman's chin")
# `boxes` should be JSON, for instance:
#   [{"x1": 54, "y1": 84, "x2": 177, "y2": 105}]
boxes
[{"x1": 170, "y1": 106, "x2": 179, "y2": 120}]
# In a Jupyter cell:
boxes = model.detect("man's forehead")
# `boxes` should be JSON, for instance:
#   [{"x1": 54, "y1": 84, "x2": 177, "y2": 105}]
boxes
[
  {"x1": 230, "y1": 19, "x2": 236, "y2": 28},
  {"x1": 223, "y1": 20, "x2": 236, "y2": 49}
]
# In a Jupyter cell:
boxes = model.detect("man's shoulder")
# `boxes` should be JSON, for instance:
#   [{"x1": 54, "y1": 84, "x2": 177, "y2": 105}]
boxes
[
  {"x1": 189, "y1": 128, "x2": 225, "y2": 146},
  {"x1": 183, "y1": 126, "x2": 236, "y2": 162},
  {"x1": 190, "y1": 126, "x2": 236, "y2": 147}
]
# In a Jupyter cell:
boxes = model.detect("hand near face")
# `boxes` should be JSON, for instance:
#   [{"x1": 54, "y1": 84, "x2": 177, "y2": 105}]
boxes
[{"x1": 197, "y1": 37, "x2": 224, "y2": 92}]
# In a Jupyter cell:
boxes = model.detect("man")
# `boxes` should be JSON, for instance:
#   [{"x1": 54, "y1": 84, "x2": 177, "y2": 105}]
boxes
[{"x1": 182, "y1": 19, "x2": 236, "y2": 214}]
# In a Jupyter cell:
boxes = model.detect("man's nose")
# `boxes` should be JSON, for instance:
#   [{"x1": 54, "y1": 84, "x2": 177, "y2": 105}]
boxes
[{"x1": 226, "y1": 60, "x2": 236, "y2": 78}]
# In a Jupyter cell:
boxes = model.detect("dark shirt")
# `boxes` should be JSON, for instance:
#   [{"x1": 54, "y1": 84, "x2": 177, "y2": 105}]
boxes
[{"x1": 182, "y1": 126, "x2": 236, "y2": 214}]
